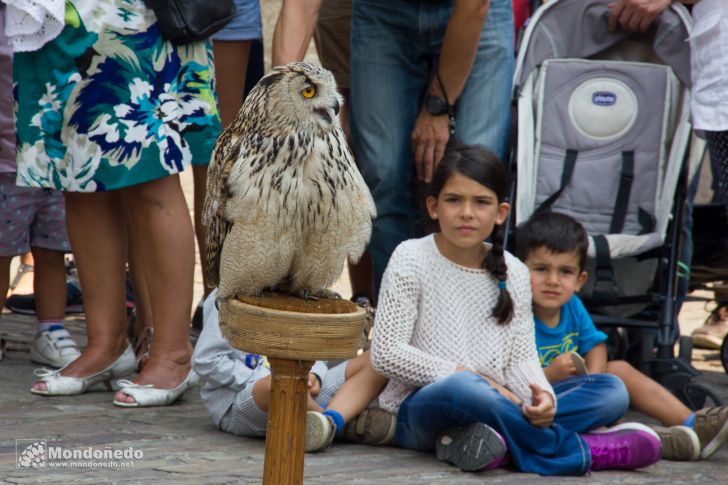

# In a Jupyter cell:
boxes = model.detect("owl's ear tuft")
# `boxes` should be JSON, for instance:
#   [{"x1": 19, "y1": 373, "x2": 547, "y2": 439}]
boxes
[{"x1": 257, "y1": 71, "x2": 285, "y2": 90}]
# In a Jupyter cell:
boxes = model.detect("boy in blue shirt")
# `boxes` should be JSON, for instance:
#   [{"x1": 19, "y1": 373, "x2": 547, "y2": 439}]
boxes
[{"x1": 516, "y1": 211, "x2": 728, "y2": 462}]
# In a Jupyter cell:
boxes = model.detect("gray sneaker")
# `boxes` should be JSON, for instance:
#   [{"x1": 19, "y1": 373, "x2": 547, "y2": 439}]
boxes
[
  {"x1": 435, "y1": 423, "x2": 509, "y2": 472},
  {"x1": 650, "y1": 425, "x2": 700, "y2": 461},
  {"x1": 343, "y1": 407, "x2": 396, "y2": 446},
  {"x1": 305, "y1": 411, "x2": 336, "y2": 453},
  {"x1": 695, "y1": 406, "x2": 728, "y2": 459}
]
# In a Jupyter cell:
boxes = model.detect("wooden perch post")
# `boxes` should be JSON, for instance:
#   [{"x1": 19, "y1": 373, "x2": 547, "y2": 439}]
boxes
[{"x1": 220, "y1": 294, "x2": 366, "y2": 485}]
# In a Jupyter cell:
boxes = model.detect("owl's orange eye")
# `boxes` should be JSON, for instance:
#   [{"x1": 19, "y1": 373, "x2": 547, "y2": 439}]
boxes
[{"x1": 302, "y1": 86, "x2": 316, "y2": 98}]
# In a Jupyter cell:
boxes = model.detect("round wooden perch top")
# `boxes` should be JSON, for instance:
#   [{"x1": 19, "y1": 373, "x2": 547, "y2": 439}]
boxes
[{"x1": 219, "y1": 293, "x2": 367, "y2": 361}]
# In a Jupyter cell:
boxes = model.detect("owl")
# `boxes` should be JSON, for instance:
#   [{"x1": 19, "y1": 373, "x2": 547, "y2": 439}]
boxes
[{"x1": 203, "y1": 62, "x2": 376, "y2": 302}]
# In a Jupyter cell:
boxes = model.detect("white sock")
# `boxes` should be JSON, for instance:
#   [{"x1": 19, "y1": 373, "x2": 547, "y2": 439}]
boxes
[{"x1": 37, "y1": 320, "x2": 64, "y2": 335}]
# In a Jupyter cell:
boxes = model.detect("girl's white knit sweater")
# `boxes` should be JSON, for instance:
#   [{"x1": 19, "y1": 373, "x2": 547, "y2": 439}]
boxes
[{"x1": 371, "y1": 234, "x2": 555, "y2": 413}]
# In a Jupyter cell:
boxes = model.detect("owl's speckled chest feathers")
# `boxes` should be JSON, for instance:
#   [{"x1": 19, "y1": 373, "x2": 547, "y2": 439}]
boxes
[{"x1": 226, "y1": 126, "x2": 355, "y2": 230}]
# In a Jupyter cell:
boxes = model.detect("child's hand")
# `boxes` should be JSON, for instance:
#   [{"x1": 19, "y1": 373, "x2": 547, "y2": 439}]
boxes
[
  {"x1": 308, "y1": 373, "x2": 321, "y2": 398},
  {"x1": 477, "y1": 371, "x2": 523, "y2": 406},
  {"x1": 522, "y1": 383, "x2": 555, "y2": 427},
  {"x1": 544, "y1": 352, "x2": 578, "y2": 382}
]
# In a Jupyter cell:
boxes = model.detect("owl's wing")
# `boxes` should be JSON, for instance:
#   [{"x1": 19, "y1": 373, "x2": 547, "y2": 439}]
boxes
[
  {"x1": 202, "y1": 128, "x2": 241, "y2": 288},
  {"x1": 322, "y1": 129, "x2": 376, "y2": 263}
]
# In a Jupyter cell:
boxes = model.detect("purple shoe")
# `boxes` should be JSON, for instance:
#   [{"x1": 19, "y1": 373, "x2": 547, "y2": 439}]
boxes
[
  {"x1": 435, "y1": 423, "x2": 509, "y2": 472},
  {"x1": 582, "y1": 422, "x2": 661, "y2": 470}
]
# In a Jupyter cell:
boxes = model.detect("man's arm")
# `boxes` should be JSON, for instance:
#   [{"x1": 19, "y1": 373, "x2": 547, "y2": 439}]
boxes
[
  {"x1": 607, "y1": 0, "x2": 697, "y2": 33},
  {"x1": 411, "y1": 0, "x2": 490, "y2": 183},
  {"x1": 272, "y1": 0, "x2": 322, "y2": 66}
]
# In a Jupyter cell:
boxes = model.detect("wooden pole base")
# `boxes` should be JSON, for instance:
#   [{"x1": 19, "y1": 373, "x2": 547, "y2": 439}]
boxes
[
  {"x1": 220, "y1": 295, "x2": 367, "y2": 484},
  {"x1": 262, "y1": 358, "x2": 314, "y2": 485}
]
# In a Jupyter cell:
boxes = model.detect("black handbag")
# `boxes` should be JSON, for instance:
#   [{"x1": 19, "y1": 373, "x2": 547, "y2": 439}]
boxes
[{"x1": 144, "y1": 0, "x2": 237, "y2": 45}]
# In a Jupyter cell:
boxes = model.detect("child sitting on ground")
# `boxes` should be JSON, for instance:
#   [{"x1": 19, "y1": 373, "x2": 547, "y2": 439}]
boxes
[
  {"x1": 516, "y1": 210, "x2": 728, "y2": 461},
  {"x1": 192, "y1": 289, "x2": 395, "y2": 451}
]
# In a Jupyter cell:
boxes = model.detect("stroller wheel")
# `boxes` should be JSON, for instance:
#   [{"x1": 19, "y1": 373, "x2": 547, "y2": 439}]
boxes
[
  {"x1": 673, "y1": 382, "x2": 723, "y2": 411},
  {"x1": 721, "y1": 336, "x2": 728, "y2": 374}
]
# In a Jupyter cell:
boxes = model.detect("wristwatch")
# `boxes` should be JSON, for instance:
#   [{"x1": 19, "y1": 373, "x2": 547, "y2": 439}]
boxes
[{"x1": 425, "y1": 95, "x2": 451, "y2": 116}]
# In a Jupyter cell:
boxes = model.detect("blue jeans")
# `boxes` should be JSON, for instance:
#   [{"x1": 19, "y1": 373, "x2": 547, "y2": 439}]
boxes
[
  {"x1": 394, "y1": 372, "x2": 629, "y2": 476},
  {"x1": 350, "y1": 0, "x2": 514, "y2": 292}
]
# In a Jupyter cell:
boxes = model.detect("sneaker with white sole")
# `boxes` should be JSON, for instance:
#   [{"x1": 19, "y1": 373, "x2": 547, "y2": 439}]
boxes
[
  {"x1": 31, "y1": 328, "x2": 81, "y2": 368},
  {"x1": 305, "y1": 411, "x2": 336, "y2": 452},
  {"x1": 435, "y1": 423, "x2": 509, "y2": 472},
  {"x1": 694, "y1": 406, "x2": 728, "y2": 460},
  {"x1": 650, "y1": 425, "x2": 700, "y2": 461},
  {"x1": 583, "y1": 422, "x2": 661, "y2": 470}
]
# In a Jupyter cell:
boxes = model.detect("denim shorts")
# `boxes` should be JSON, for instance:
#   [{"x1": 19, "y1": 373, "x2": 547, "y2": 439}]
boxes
[
  {"x1": 212, "y1": 0, "x2": 262, "y2": 42},
  {"x1": 0, "y1": 173, "x2": 71, "y2": 256}
]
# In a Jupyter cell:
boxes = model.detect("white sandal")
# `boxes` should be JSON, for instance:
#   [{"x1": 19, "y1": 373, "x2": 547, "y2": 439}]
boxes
[
  {"x1": 112, "y1": 369, "x2": 198, "y2": 407},
  {"x1": 30, "y1": 344, "x2": 136, "y2": 396}
]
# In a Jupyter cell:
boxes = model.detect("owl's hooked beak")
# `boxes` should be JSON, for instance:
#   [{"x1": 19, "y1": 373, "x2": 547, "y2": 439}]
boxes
[{"x1": 314, "y1": 100, "x2": 340, "y2": 125}]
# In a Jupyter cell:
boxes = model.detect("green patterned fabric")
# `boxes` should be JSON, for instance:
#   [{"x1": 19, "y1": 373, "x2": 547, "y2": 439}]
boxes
[{"x1": 14, "y1": 0, "x2": 221, "y2": 192}]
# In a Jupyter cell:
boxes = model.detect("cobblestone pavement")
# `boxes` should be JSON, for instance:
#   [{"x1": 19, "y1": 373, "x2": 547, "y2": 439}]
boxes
[{"x1": 1, "y1": 308, "x2": 727, "y2": 484}]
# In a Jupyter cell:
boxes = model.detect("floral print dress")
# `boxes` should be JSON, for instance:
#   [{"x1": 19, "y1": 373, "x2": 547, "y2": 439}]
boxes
[{"x1": 13, "y1": 0, "x2": 221, "y2": 192}]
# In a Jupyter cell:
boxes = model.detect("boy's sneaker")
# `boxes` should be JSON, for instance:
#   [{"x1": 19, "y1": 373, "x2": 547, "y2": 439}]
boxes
[
  {"x1": 305, "y1": 411, "x2": 336, "y2": 453},
  {"x1": 583, "y1": 422, "x2": 661, "y2": 470},
  {"x1": 435, "y1": 422, "x2": 508, "y2": 472},
  {"x1": 695, "y1": 406, "x2": 728, "y2": 459},
  {"x1": 30, "y1": 327, "x2": 81, "y2": 368},
  {"x1": 343, "y1": 407, "x2": 396, "y2": 446},
  {"x1": 650, "y1": 425, "x2": 700, "y2": 461},
  {"x1": 5, "y1": 281, "x2": 84, "y2": 315}
]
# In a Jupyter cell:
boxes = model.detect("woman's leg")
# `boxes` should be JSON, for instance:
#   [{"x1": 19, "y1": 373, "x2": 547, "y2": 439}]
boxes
[
  {"x1": 125, "y1": 211, "x2": 154, "y2": 367},
  {"x1": 10, "y1": 251, "x2": 35, "y2": 295},
  {"x1": 192, "y1": 165, "x2": 211, "y2": 298},
  {"x1": 33, "y1": 191, "x2": 129, "y2": 390},
  {"x1": 396, "y1": 371, "x2": 590, "y2": 475},
  {"x1": 114, "y1": 175, "x2": 194, "y2": 402},
  {"x1": 1, "y1": 256, "x2": 11, "y2": 307},
  {"x1": 212, "y1": 40, "x2": 251, "y2": 129}
]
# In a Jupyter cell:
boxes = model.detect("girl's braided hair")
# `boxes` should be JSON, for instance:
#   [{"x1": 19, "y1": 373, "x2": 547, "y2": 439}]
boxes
[{"x1": 429, "y1": 141, "x2": 514, "y2": 324}]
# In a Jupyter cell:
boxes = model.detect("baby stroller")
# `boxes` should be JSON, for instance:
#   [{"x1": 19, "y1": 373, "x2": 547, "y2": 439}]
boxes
[{"x1": 507, "y1": 0, "x2": 722, "y2": 409}]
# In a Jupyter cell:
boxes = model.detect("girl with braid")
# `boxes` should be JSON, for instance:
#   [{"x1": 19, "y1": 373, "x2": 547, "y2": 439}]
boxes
[{"x1": 369, "y1": 142, "x2": 661, "y2": 475}]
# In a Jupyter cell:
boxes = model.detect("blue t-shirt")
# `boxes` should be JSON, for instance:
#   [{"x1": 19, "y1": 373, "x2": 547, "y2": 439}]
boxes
[{"x1": 534, "y1": 295, "x2": 607, "y2": 368}]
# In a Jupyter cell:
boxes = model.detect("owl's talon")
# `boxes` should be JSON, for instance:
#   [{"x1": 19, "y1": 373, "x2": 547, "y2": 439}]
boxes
[{"x1": 297, "y1": 288, "x2": 342, "y2": 300}]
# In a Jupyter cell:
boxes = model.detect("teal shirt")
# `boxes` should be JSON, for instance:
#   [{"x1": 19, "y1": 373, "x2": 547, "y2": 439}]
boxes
[{"x1": 534, "y1": 295, "x2": 607, "y2": 368}]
